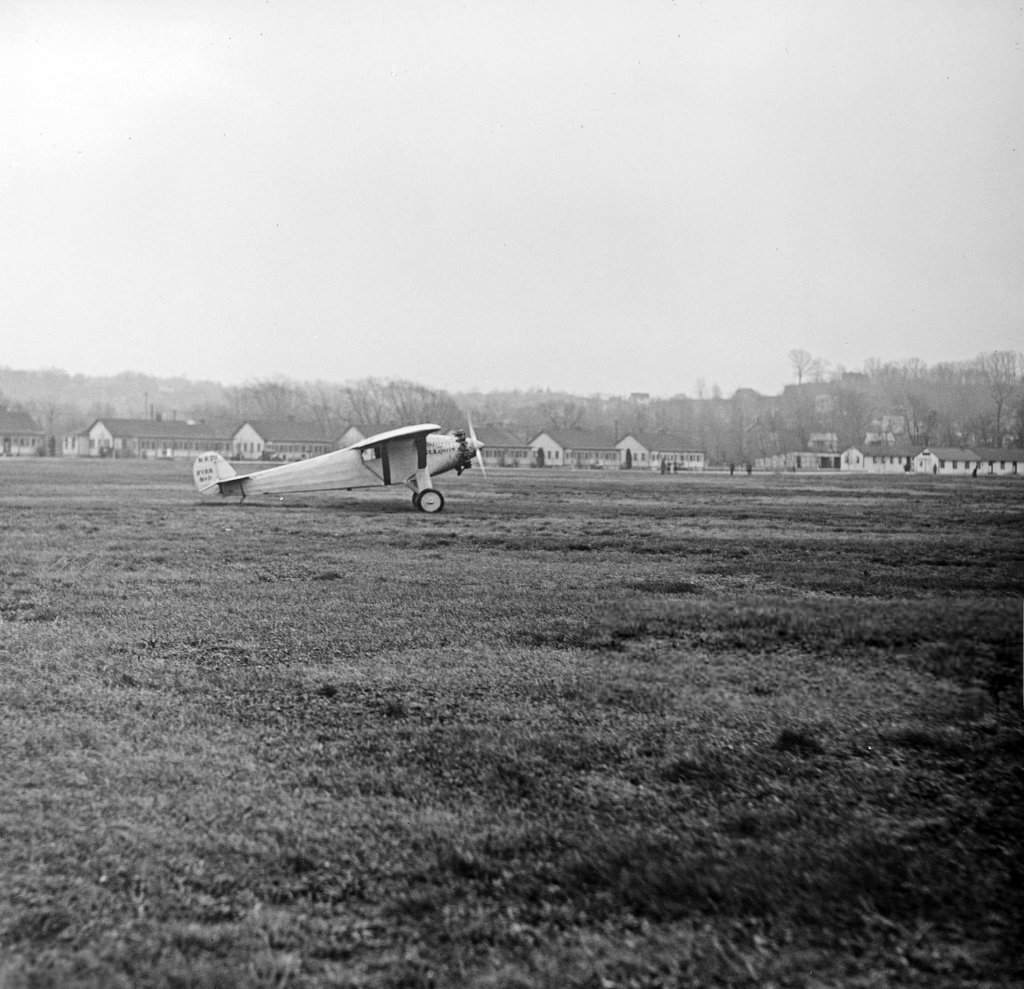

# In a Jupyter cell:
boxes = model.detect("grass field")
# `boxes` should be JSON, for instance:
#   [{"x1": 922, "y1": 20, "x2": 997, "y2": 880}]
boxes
[{"x1": 1, "y1": 459, "x2": 1021, "y2": 988}]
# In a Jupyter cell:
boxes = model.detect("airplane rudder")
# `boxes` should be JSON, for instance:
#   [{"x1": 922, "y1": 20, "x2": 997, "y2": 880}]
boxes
[{"x1": 193, "y1": 451, "x2": 235, "y2": 491}]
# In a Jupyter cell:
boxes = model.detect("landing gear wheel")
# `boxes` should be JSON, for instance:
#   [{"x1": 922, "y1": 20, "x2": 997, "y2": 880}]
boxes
[
  {"x1": 417, "y1": 489, "x2": 445, "y2": 513},
  {"x1": 411, "y1": 492, "x2": 421, "y2": 509}
]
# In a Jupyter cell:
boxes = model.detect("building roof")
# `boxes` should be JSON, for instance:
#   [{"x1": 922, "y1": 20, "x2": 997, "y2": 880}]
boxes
[
  {"x1": 972, "y1": 448, "x2": 1024, "y2": 461},
  {"x1": 0, "y1": 410, "x2": 43, "y2": 434},
  {"x1": 853, "y1": 443, "x2": 924, "y2": 458},
  {"x1": 529, "y1": 428, "x2": 619, "y2": 450},
  {"x1": 623, "y1": 431, "x2": 703, "y2": 453},
  {"x1": 919, "y1": 447, "x2": 980, "y2": 460},
  {"x1": 91, "y1": 417, "x2": 231, "y2": 441},
  {"x1": 473, "y1": 424, "x2": 529, "y2": 448}
]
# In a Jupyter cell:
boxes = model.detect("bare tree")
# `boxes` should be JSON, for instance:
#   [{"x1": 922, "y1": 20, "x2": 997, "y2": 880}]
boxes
[
  {"x1": 808, "y1": 356, "x2": 830, "y2": 383},
  {"x1": 931, "y1": 362, "x2": 985, "y2": 445},
  {"x1": 789, "y1": 349, "x2": 814, "y2": 385},
  {"x1": 538, "y1": 398, "x2": 585, "y2": 431},
  {"x1": 340, "y1": 379, "x2": 391, "y2": 427},
  {"x1": 23, "y1": 396, "x2": 82, "y2": 454},
  {"x1": 334, "y1": 378, "x2": 463, "y2": 430},
  {"x1": 649, "y1": 397, "x2": 684, "y2": 436},
  {"x1": 1010, "y1": 392, "x2": 1024, "y2": 446},
  {"x1": 829, "y1": 385, "x2": 874, "y2": 450},
  {"x1": 382, "y1": 380, "x2": 463, "y2": 427},
  {"x1": 726, "y1": 390, "x2": 759, "y2": 463},
  {"x1": 780, "y1": 384, "x2": 818, "y2": 449},
  {"x1": 230, "y1": 379, "x2": 309, "y2": 420},
  {"x1": 306, "y1": 382, "x2": 348, "y2": 440},
  {"x1": 697, "y1": 396, "x2": 730, "y2": 464},
  {"x1": 977, "y1": 351, "x2": 1022, "y2": 446},
  {"x1": 868, "y1": 359, "x2": 936, "y2": 445}
]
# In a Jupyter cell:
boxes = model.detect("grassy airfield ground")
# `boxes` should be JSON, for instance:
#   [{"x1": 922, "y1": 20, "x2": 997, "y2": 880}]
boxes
[{"x1": 1, "y1": 459, "x2": 1021, "y2": 988}]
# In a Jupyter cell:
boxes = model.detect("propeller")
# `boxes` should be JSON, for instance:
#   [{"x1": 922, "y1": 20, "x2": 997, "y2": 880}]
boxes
[
  {"x1": 453, "y1": 416, "x2": 487, "y2": 477},
  {"x1": 468, "y1": 415, "x2": 486, "y2": 478},
  {"x1": 453, "y1": 418, "x2": 487, "y2": 476}
]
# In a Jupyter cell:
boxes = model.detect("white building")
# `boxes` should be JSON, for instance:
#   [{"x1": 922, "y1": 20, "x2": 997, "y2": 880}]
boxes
[
  {"x1": 841, "y1": 444, "x2": 920, "y2": 473},
  {"x1": 0, "y1": 410, "x2": 44, "y2": 456},
  {"x1": 615, "y1": 433, "x2": 705, "y2": 471},
  {"x1": 757, "y1": 451, "x2": 842, "y2": 471},
  {"x1": 913, "y1": 447, "x2": 981, "y2": 475},
  {"x1": 232, "y1": 420, "x2": 333, "y2": 461},
  {"x1": 77, "y1": 418, "x2": 232, "y2": 459},
  {"x1": 972, "y1": 448, "x2": 1024, "y2": 476},
  {"x1": 527, "y1": 431, "x2": 566, "y2": 467},
  {"x1": 473, "y1": 425, "x2": 533, "y2": 467}
]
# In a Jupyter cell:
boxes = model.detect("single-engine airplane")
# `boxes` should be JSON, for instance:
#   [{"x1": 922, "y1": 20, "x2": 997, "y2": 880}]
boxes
[{"x1": 192, "y1": 422, "x2": 484, "y2": 513}]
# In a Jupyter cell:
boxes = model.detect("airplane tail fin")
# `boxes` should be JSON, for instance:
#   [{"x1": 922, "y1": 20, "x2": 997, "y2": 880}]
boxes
[{"x1": 193, "y1": 452, "x2": 237, "y2": 493}]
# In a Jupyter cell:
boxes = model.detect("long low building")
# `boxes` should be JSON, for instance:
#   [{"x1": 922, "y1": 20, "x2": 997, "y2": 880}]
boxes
[
  {"x1": 973, "y1": 448, "x2": 1024, "y2": 476},
  {"x1": 617, "y1": 432, "x2": 706, "y2": 471},
  {"x1": 529, "y1": 429, "x2": 619, "y2": 469},
  {"x1": 527, "y1": 428, "x2": 705, "y2": 470},
  {"x1": 841, "y1": 444, "x2": 1024, "y2": 476},
  {"x1": 759, "y1": 445, "x2": 1024, "y2": 476},
  {"x1": 841, "y1": 444, "x2": 920, "y2": 473},
  {"x1": 68, "y1": 418, "x2": 234, "y2": 459},
  {"x1": 65, "y1": 417, "x2": 334, "y2": 461},
  {"x1": 915, "y1": 447, "x2": 1024, "y2": 476},
  {"x1": 756, "y1": 451, "x2": 842, "y2": 471},
  {"x1": 231, "y1": 419, "x2": 332, "y2": 460},
  {"x1": 472, "y1": 424, "x2": 534, "y2": 468}
]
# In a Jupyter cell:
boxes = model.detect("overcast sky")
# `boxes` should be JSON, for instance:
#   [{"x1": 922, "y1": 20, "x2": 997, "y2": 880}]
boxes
[{"x1": 2, "y1": 1, "x2": 1021, "y2": 398}]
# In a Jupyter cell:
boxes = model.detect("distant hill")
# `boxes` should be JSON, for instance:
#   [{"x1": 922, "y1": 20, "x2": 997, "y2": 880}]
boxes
[{"x1": 0, "y1": 367, "x2": 229, "y2": 422}]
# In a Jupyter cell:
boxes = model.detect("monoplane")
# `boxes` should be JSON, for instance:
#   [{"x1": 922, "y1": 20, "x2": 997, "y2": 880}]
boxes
[{"x1": 192, "y1": 423, "x2": 484, "y2": 513}]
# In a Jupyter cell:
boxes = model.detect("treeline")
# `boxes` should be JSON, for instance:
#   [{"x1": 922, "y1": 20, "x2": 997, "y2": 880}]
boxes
[
  {"x1": 2, "y1": 351, "x2": 1022, "y2": 461},
  {"x1": 465, "y1": 350, "x2": 1023, "y2": 461}
]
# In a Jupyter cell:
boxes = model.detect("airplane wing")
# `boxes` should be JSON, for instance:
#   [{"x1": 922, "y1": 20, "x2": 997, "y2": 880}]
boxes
[
  {"x1": 347, "y1": 423, "x2": 440, "y2": 452},
  {"x1": 345, "y1": 423, "x2": 441, "y2": 487}
]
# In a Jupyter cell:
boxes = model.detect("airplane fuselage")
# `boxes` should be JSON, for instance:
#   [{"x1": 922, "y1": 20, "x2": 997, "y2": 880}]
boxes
[{"x1": 193, "y1": 423, "x2": 482, "y2": 512}]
